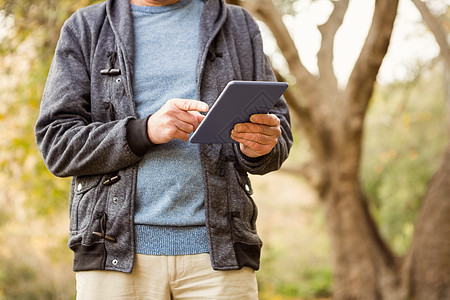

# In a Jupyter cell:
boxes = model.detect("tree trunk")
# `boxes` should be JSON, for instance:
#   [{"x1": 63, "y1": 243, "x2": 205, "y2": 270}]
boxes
[
  {"x1": 407, "y1": 145, "x2": 450, "y2": 299},
  {"x1": 228, "y1": 0, "x2": 450, "y2": 298}
]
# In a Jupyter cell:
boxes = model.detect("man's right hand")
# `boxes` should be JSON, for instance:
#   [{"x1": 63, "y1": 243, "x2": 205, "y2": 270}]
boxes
[{"x1": 147, "y1": 98, "x2": 209, "y2": 144}]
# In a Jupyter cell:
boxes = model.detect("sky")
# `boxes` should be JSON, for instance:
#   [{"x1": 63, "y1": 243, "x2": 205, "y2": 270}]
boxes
[{"x1": 260, "y1": 0, "x2": 448, "y2": 85}]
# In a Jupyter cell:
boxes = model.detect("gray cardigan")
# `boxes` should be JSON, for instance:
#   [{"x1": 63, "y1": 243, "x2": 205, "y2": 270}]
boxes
[{"x1": 35, "y1": 0, "x2": 292, "y2": 273}]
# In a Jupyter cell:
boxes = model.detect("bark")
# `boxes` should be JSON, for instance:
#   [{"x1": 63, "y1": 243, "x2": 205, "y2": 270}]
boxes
[
  {"x1": 407, "y1": 146, "x2": 450, "y2": 299},
  {"x1": 323, "y1": 173, "x2": 404, "y2": 299},
  {"x1": 411, "y1": 0, "x2": 450, "y2": 68},
  {"x1": 411, "y1": 0, "x2": 450, "y2": 129},
  {"x1": 446, "y1": 69, "x2": 450, "y2": 130},
  {"x1": 407, "y1": 3, "x2": 450, "y2": 298},
  {"x1": 317, "y1": 0, "x2": 349, "y2": 94},
  {"x1": 345, "y1": 0, "x2": 399, "y2": 132}
]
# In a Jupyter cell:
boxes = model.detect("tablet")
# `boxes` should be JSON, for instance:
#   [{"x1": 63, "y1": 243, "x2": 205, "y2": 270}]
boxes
[{"x1": 189, "y1": 80, "x2": 288, "y2": 144}]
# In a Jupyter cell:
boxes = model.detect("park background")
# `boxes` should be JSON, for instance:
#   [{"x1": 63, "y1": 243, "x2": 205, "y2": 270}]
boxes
[{"x1": 0, "y1": 0, "x2": 449, "y2": 299}]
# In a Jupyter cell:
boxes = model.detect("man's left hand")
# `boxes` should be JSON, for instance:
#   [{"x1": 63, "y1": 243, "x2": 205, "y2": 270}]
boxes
[{"x1": 231, "y1": 114, "x2": 281, "y2": 158}]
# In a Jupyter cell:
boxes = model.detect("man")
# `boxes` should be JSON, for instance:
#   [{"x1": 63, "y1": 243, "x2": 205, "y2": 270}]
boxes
[{"x1": 35, "y1": 0, "x2": 292, "y2": 298}]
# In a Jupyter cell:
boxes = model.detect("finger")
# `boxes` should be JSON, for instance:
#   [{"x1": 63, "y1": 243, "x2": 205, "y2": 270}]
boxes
[
  {"x1": 174, "y1": 110, "x2": 202, "y2": 131},
  {"x1": 249, "y1": 114, "x2": 280, "y2": 126},
  {"x1": 195, "y1": 114, "x2": 206, "y2": 125},
  {"x1": 168, "y1": 123, "x2": 192, "y2": 142},
  {"x1": 189, "y1": 111, "x2": 206, "y2": 125},
  {"x1": 231, "y1": 131, "x2": 279, "y2": 146},
  {"x1": 233, "y1": 123, "x2": 281, "y2": 137},
  {"x1": 170, "y1": 98, "x2": 209, "y2": 112},
  {"x1": 172, "y1": 130, "x2": 191, "y2": 142},
  {"x1": 232, "y1": 136, "x2": 273, "y2": 156},
  {"x1": 173, "y1": 119, "x2": 195, "y2": 134}
]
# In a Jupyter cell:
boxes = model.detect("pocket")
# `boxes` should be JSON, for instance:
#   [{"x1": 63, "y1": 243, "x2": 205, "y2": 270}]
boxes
[
  {"x1": 92, "y1": 101, "x2": 116, "y2": 123},
  {"x1": 104, "y1": 102, "x2": 116, "y2": 121},
  {"x1": 69, "y1": 175, "x2": 103, "y2": 233},
  {"x1": 229, "y1": 170, "x2": 258, "y2": 234}
]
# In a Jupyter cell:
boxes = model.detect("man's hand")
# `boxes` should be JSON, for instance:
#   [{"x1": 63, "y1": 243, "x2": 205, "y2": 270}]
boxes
[
  {"x1": 231, "y1": 114, "x2": 281, "y2": 158},
  {"x1": 147, "y1": 98, "x2": 209, "y2": 144}
]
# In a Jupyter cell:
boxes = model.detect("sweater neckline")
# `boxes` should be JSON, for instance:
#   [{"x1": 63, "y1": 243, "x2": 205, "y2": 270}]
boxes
[{"x1": 131, "y1": 0, "x2": 193, "y2": 14}]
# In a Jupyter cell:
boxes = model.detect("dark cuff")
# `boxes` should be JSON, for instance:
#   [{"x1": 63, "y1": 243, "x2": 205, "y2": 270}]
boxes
[
  {"x1": 234, "y1": 143, "x2": 271, "y2": 166},
  {"x1": 240, "y1": 150, "x2": 269, "y2": 163},
  {"x1": 126, "y1": 116, "x2": 156, "y2": 157}
]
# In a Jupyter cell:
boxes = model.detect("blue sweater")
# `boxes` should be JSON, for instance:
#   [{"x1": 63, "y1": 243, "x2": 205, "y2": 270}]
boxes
[{"x1": 131, "y1": 0, "x2": 208, "y2": 255}]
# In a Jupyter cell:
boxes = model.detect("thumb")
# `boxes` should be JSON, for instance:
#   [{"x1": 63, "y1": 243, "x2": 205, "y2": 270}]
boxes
[{"x1": 190, "y1": 111, "x2": 206, "y2": 124}]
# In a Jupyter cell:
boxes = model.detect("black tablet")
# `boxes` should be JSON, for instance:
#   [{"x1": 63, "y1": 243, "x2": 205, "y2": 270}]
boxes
[{"x1": 189, "y1": 80, "x2": 288, "y2": 144}]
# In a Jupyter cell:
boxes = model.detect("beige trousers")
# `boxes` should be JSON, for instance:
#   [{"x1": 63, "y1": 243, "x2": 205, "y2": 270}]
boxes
[{"x1": 76, "y1": 253, "x2": 258, "y2": 300}]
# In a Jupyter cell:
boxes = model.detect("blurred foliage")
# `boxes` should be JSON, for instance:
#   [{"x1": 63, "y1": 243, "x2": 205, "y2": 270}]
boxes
[
  {"x1": 0, "y1": 0, "x2": 100, "y2": 53},
  {"x1": 0, "y1": 238, "x2": 75, "y2": 300},
  {"x1": 251, "y1": 171, "x2": 332, "y2": 300},
  {"x1": 0, "y1": 0, "x2": 101, "y2": 218},
  {"x1": 0, "y1": 0, "x2": 98, "y2": 298},
  {"x1": 361, "y1": 60, "x2": 448, "y2": 255},
  {"x1": 259, "y1": 246, "x2": 332, "y2": 299},
  {"x1": 273, "y1": 0, "x2": 298, "y2": 16}
]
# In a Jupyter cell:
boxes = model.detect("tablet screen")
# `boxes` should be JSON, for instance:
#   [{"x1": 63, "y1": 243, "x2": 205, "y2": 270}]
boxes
[{"x1": 190, "y1": 81, "x2": 288, "y2": 144}]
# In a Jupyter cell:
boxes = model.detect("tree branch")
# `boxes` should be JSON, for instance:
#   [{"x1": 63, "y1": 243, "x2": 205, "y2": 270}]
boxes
[
  {"x1": 234, "y1": 0, "x2": 339, "y2": 158},
  {"x1": 280, "y1": 161, "x2": 327, "y2": 191},
  {"x1": 317, "y1": 0, "x2": 349, "y2": 92},
  {"x1": 412, "y1": 0, "x2": 450, "y2": 68},
  {"x1": 345, "y1": 0, "x2": 399, "y2": 125},
  {"x1": 272, "y1": 68, "x2": 311, "y2": 127},
  {"x1": 236, "y1": 0, "x2": 319, "y2": 101},
  {"x1": 272, "y1": 68, "x2": 334, "y2": 158}
]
